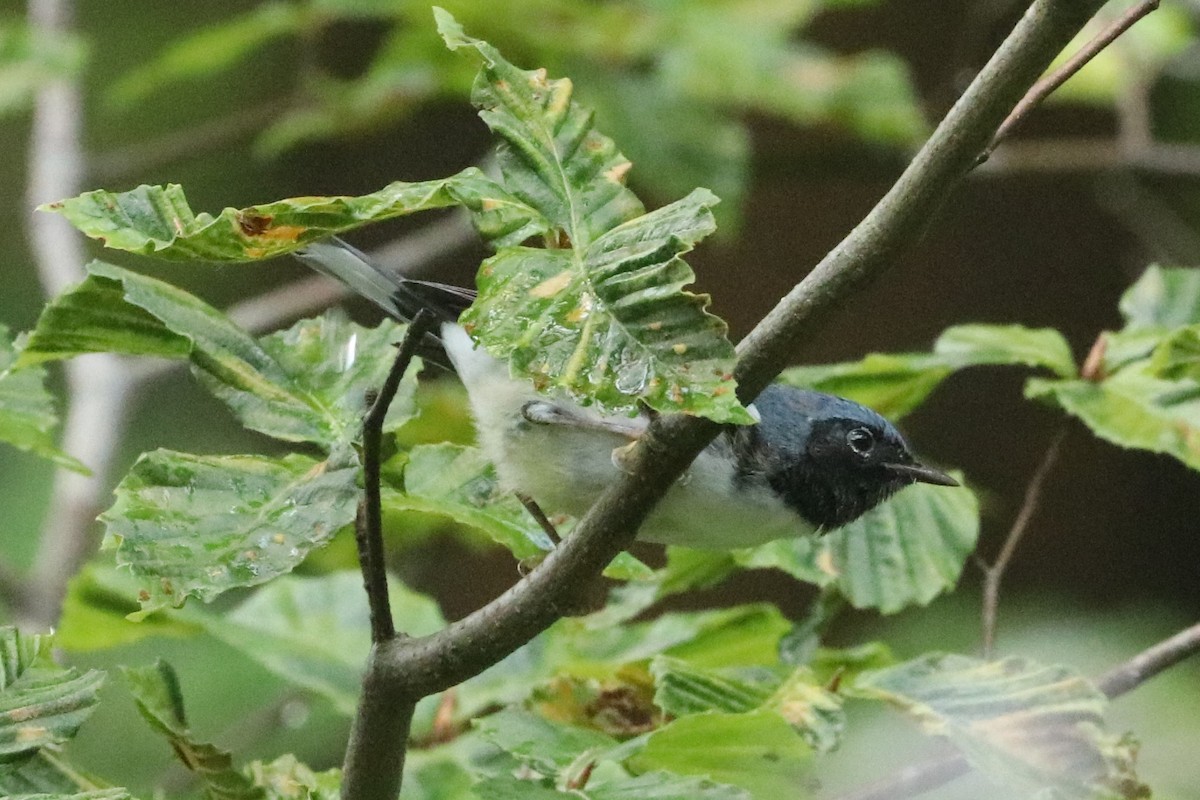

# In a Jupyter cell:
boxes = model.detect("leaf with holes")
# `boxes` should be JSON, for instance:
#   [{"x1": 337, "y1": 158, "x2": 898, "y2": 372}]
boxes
[
  {"x1": 0, "y1": 326, "x2": 86, "y2": 472},
  {"x1": 101, "y1": 448, "x2": 360, "y2": 618},
  {"x1": 463, "y1": 191, "x2": 749, "y2": 422},
  {"x1": 736, "y1": 478, "x2": 978, "y2": 614},
  {"x1": 0, "y1": 629, "x2": 104, "y2": 767},
  {"x1": 853, "y1": 654, "x2": 1148, "y2": 799},
  {"x1": 437, "y1": 12, "x2": 747, "y2": 422},
  {"x1": 122, "y1": 661, "x2": 260, "y2": 800},
  {"x1": 437, "y1": 8, "x2": 643, "y2": 248}
]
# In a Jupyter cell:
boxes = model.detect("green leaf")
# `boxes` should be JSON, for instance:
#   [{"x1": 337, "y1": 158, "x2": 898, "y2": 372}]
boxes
[
  {"x1": 778, "y1": 353, "x2": 952, "y2": 421},
  {"x1": 57, "y1": 565, "x2": 203, "y2": 652},
  {"x1": 23, "y1": 264, "x2": 418, "y2": 447},
  {"x1": 384, "y1": 444, "x2": 648, "y2": 580},
  {"x1": 122, "y1": 661, "x2": 262, "y2": 800},
  {"x1": 437, "y1": 8, "x2": 644, "y2": 249},
  {"x1": 933, "y1": 324, "x2": 1076, "y2": 377},
  {"x1": 737, "y1": 478, "x2": 979, "y2": 614},
  {"x1": 101, "y1": 448, "x2": 360, "y2": 617},
  {"x1": 471, "y1": 772, "x2": 749, "y2": 800},
  {"x1": 0, "y1": 326, "x2": 87, "y2": 472},
  {"x1": 196, "y1": 572, "x2": 443, "y2": 715},
  {"x1": 0, "y1": 628, "x2": 104, "y2": 766},
  {"x1": 475, "y1": 707, "x2": 618, "y2": 776},
  {"x1": 109, "y1": 3, "x2": 304, "y2": 108},
  {"x1": 0, "y1": 750, "x2": 122, "y2": 796},
  {"x1": 585, "y1": 772, "x2": 749, "y2": 800},
  {"x1": 854, "y1": 654, "x2": 1148, "y2": 799},
  {"x1": 1027, "y1": 372, "x2": 1200, "y2": 472},
  {"x1": 245, "y1": 754, "x2": 340, "y2": 800},
  {"x1": 44, "y1": 175, "x2": 476, "y2": 262},
  {"x1": 650, "y1": 658, "x2": 843, "y2": 754},
  {"x1": 385, "y1": 444, "x2": 554, "y2": 558},
  {"x1": 779, "y1": 324, "x2": 1076, "y2": 420},
  {"x1": 1118, "y1": 265, "x2": 1200, "y2": 330},
  {"x1": 626, "y1": 711, "x2": 814, "y2": 800},
  {"x1": 1150, "y1": 324, "x2": 1200, "y2": 381},
  {"x1": 464, "y1": 190, "x2": 749, "y2": 422},
  {"x1": 436, "y1": 11, "x2": 748, "y2": 422}
]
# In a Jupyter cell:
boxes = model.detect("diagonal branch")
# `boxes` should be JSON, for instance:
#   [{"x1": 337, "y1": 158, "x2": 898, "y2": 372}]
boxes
[
  {"x1": 981, "y1": 0, "x2": 1160, "y2": 163},
  {"x1": 339, "y1": 2, "x2": 1113, "y2": 799}
]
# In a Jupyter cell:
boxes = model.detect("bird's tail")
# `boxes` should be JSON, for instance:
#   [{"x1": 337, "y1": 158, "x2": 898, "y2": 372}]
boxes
[{"x1": 295, "y1": 238, "x2": 477, "y2": 370}]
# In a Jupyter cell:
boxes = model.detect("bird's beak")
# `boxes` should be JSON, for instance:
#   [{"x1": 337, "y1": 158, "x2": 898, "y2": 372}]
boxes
[{"x1": 886, "y1": 462, "x2": 959, "y2": 487}]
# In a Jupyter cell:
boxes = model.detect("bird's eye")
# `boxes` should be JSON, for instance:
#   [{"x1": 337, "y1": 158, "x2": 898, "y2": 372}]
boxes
[{"x1": 846, "y1": 427, "x2": 874, "y2": 456}]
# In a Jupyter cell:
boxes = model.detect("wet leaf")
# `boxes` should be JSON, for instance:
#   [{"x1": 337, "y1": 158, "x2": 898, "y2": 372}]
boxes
[
  {"x1": 0, "y1": 629, "x2": 104, "y2": 767},
  {"x1": 438, "y1": 11, "x2": 748, "y2": 422},
  {"x1": 122, "y1": 661, "x2": 262, "y2": 800},
  {"x1": 736, "y1": 478, "x2": 979, "y2": 614},
  {"x1": 854, "y1": 654, "x2": 1148, "y2": 799},
  {"x1": 0, "y1": 326, "x2": 87, "y2": 472},
  {"x1": 101, "y1": 448, "x2": 360, "y2": 617}
]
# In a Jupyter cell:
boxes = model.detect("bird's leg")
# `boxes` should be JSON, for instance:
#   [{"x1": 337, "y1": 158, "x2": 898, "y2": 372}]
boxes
[{"x1": 517, "y1": 492, "x2": 561, "y2": 545}]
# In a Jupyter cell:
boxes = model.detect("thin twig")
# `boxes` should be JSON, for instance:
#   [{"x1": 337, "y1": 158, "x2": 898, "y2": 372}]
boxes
[
  {"x1": 338, "y1": 4, "x2": 1112, "y2": 798},
  {"x1": 980, "y1": 0, "x2": 1160, "y2": 163},
  {"x1": 979, "y1": 426, "x2": 1068, "y2": 658},
  {"x1": 1097, "y1": 620, "x2": 1200, "y2": 698},
  {"x1": 358, "y1": 309, "x2": 437, "y2": 644},
  {"x1": 830, "y1": 618, "x2": 1200, "y2": 800}
]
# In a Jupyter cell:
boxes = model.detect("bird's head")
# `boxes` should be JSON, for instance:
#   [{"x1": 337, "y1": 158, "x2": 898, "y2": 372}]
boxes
[{"x1": 742, "y1": 386, "x2": 958, "y2": 531}]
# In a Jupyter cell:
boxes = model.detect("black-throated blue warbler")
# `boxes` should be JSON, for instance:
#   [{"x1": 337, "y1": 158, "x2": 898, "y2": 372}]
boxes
[{"x1": 296, "y1": 239, "x2": 958, "y2": 549}]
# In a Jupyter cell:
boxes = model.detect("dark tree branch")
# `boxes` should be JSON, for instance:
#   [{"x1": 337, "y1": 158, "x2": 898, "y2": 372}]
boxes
[
  {"x1": 830, "y1": 619, "x2": 1200, "y2": 800},
  {"x1": 981, "y1": 0, "x2": 1160, "y2": 163},
  {"x1": 336, "y1": 3, "x2": 1113, "y2": 799},
  {"x1": 979, "y1": 426, "x2": 1068, "y2": 657},
  {"x1": 357, "y1": 309, "x2": 437, "y2": 644},
  {"x1": 732, "y1": 0, "x2": 1106, "y2": 399}
]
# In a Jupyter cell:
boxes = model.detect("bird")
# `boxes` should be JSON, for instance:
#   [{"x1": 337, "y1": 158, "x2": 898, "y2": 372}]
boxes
[{"x1": 295, "y1": 238, "x2": 959, "y2": 550}]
